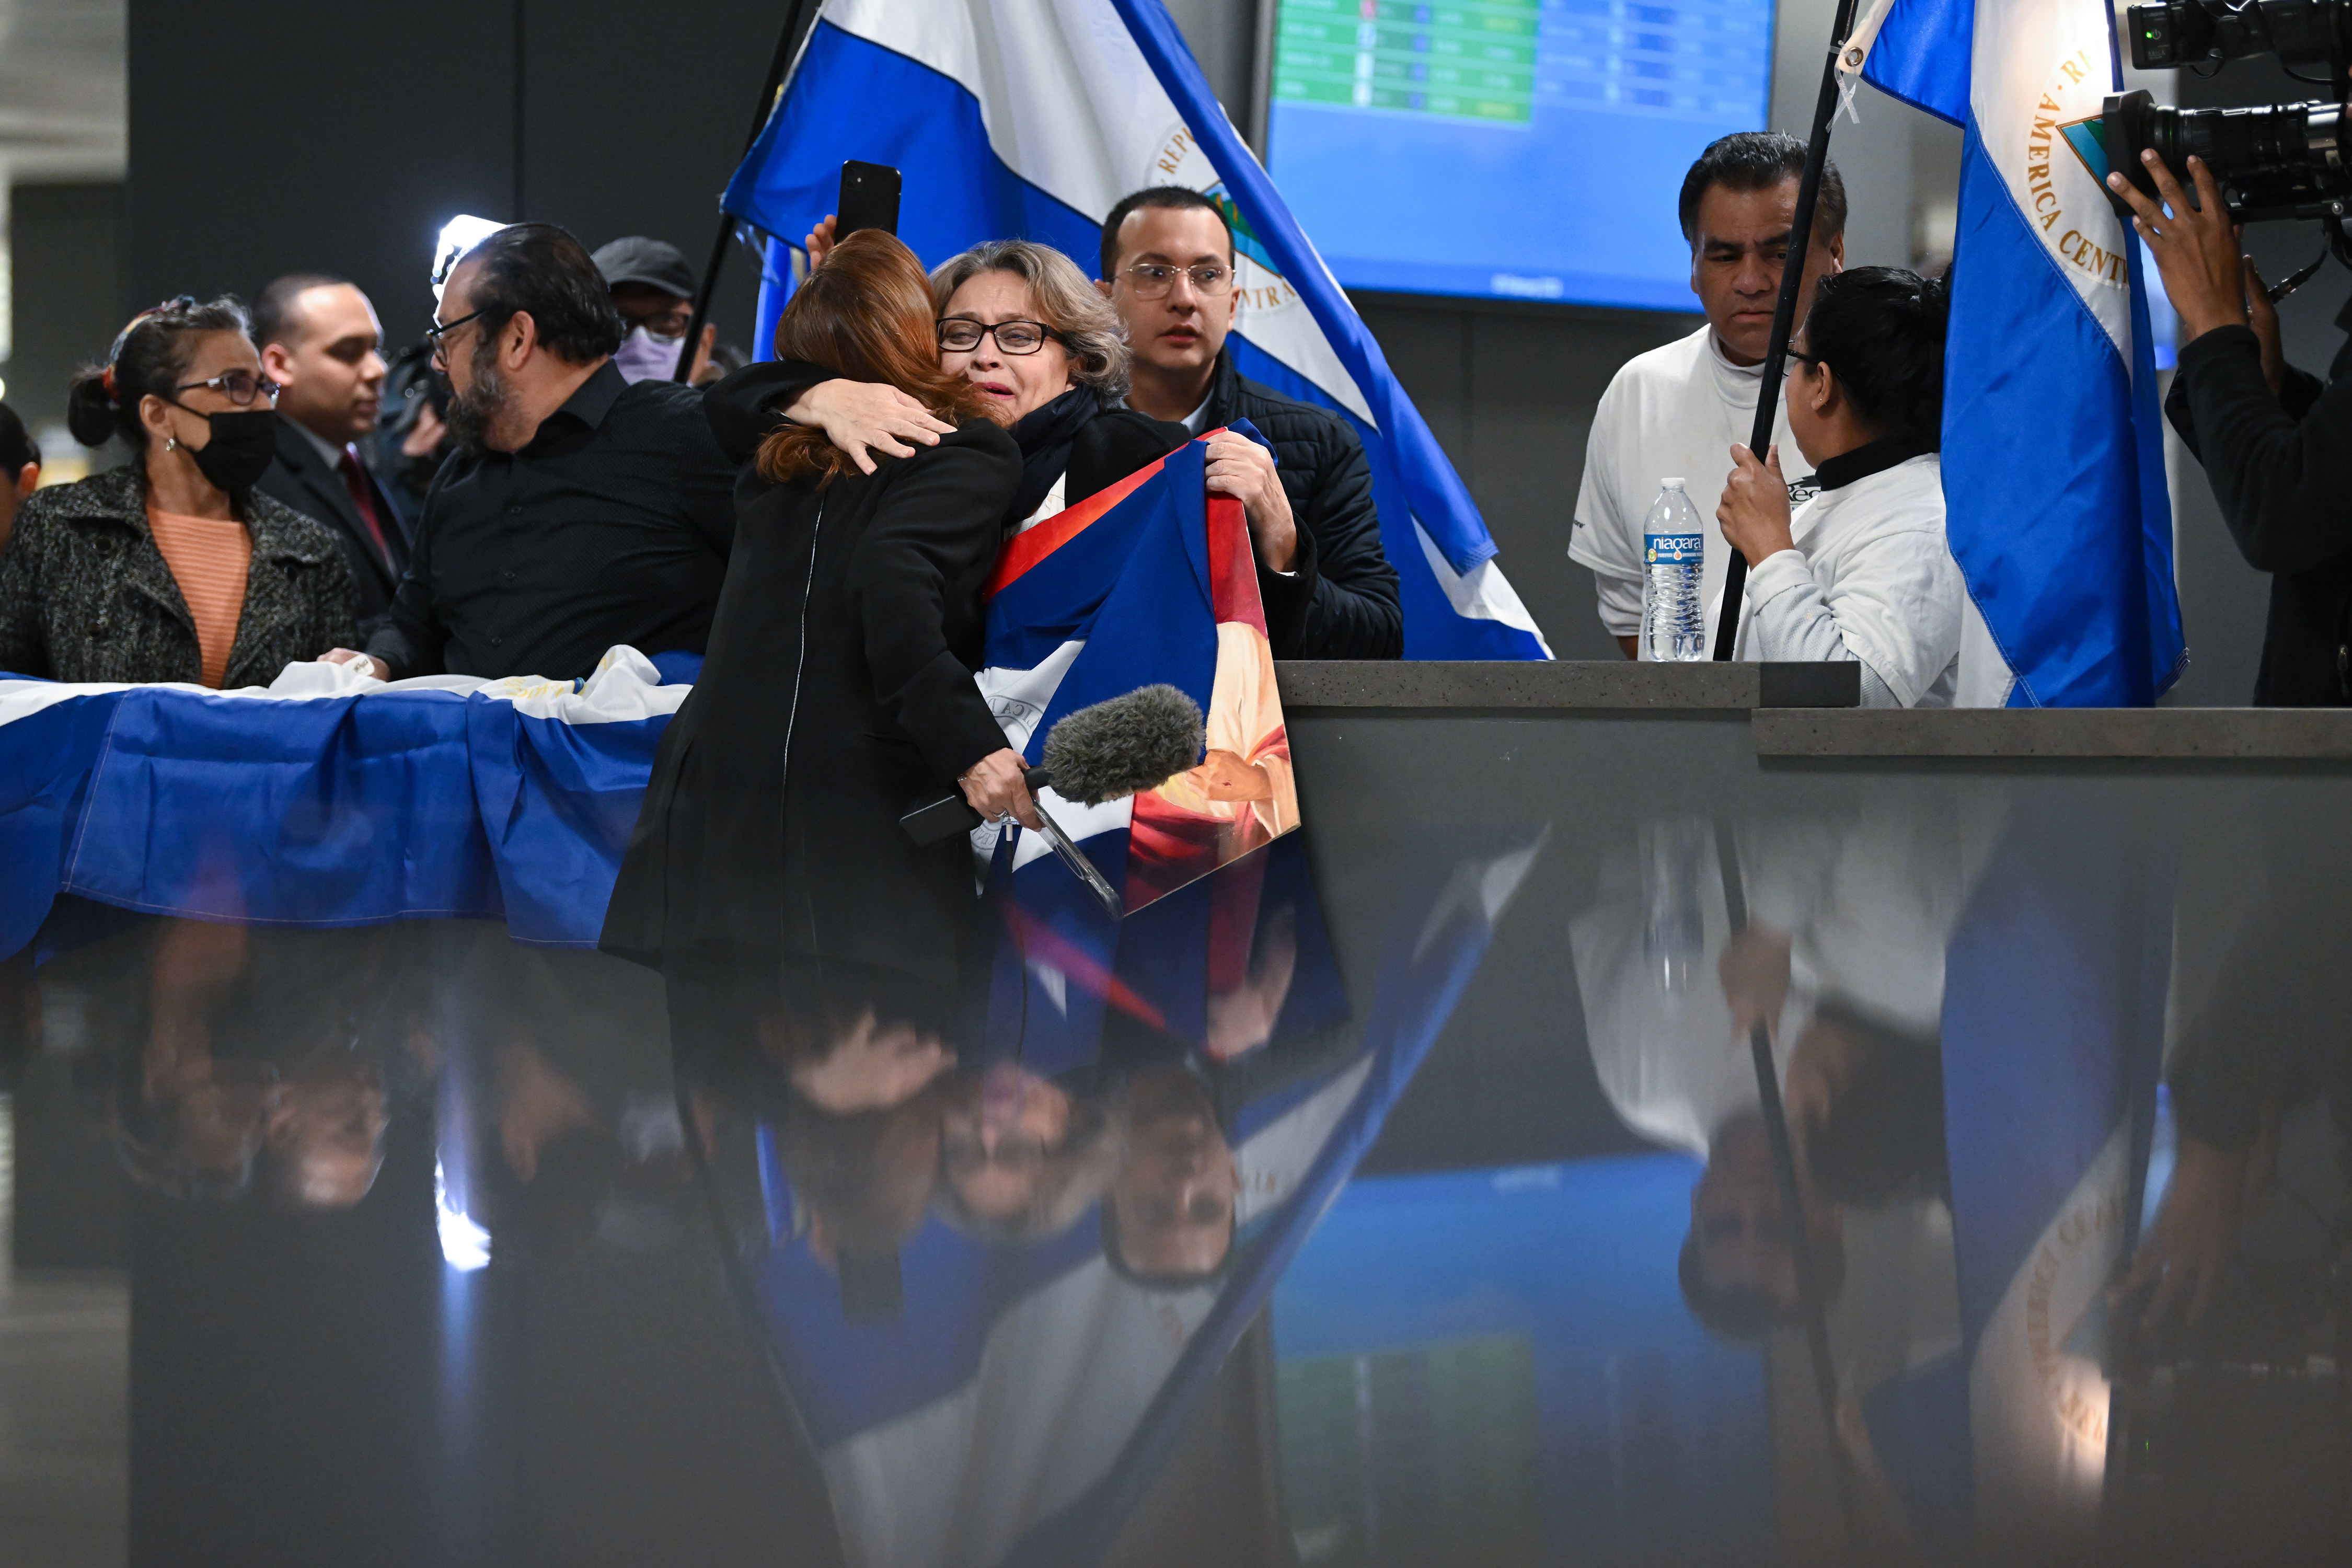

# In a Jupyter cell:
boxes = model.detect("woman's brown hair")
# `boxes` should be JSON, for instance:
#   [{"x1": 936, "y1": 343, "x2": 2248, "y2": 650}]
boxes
[{"x1": 756, "y1": 229, "x2": 998, "y2": 487}]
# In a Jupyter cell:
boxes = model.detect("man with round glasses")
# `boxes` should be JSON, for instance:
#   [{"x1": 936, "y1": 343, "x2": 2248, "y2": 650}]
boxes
[{"x1": 1098, "y1": 186, "x2": 1401, "y2": 660}]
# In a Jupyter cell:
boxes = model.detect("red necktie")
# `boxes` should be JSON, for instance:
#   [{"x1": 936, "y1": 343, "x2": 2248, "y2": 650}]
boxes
[{"x1": 338, "y1": 447, "x2": 391, "y2": 567}]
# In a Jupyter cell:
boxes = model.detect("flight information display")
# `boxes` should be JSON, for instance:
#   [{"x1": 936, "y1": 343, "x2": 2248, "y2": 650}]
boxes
[{"x1": 1265, "y1": 0, "x2": 1778, "y2": 309}]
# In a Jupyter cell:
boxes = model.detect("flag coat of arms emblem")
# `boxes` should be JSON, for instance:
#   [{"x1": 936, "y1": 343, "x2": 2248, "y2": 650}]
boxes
[{"x1": 1853, "y1": 0, "x2": 2184, "y2": 705}]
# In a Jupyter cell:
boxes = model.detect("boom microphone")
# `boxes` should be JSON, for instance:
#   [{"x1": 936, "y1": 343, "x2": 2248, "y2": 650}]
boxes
[
  {"x1": 1039, "y1": 684, "x2": 1205, "y2": 805},
  {"x1": 898, "y1": 683, "x2": 1206, "y2": 847}
]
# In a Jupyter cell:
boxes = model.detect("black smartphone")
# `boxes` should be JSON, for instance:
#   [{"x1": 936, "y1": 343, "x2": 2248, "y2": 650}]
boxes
[{"x1": 836, "y1": 160, "x2": 902, "y2": 241}]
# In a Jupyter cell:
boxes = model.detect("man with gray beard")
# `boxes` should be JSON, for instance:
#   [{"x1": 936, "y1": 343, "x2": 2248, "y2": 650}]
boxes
[{"x1": 317, "y1": 223, "x2": 735, "y2": 683}]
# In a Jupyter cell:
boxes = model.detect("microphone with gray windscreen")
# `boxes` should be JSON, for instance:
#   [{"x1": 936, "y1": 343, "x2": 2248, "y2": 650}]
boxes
[
  {"x1": 898, "y1": 684, "x2": 1206, "y2": 917},
  {"x1": 1038, "y1": 683, "x2": 1205, "y2": 805}
]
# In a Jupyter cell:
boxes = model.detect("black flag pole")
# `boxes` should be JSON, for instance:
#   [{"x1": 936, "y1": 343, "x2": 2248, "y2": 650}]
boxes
[
  {"x1": 1713, "y1": 820, "x2": 1862, "y2": 1535},
  {"x1": 672, "y1": 0, "x2": 822, "y2": 382},
  {"x1": 1711, "y1": 0, "x2": 1866, "y2": 658}
]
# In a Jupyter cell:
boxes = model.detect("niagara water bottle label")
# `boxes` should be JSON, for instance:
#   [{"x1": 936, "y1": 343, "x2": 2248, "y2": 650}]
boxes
[{"x1": 1644, "y1": 531, "x2": 1703, "y2": 567}]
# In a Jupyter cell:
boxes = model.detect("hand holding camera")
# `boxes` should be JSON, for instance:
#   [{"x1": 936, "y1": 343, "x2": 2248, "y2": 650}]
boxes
[{"x1": 2107, "y1": 152, "x2": 2253, "y2": 342}]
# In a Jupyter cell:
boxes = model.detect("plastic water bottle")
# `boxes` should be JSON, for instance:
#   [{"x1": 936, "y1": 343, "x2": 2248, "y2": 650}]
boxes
[
  {"x1": 1641, "y1": 479, "x2": 1705, "y2": 662},
  {"x1": 1640, "y1": 817, "x2": 1708, "y2": 996}
]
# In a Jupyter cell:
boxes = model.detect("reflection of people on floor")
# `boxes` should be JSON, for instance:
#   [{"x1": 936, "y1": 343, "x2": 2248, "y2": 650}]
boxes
[
  {"x1": 1205, "y1": 900, "x2": 1298, "y2": 1063},
  {"x1": 935, "y1": 1061, "x2": 1115, "y2": 1243},
  {"x1": 673, "y1": 951, "x2": 966, "y2": 1311},
  {"x1": 2120, "y1": 845, "x2": 2352, "y2": 1336},
  {"x1": 267, "y1": 1045, "x2": 390, "y2": 1208},
  {"x1": 1103, "y1": 1062, "x2": 1239, "y2": 1286},
  {"x1": 444, "y1": 932, "x2": 687, "y2": 1255},
  {"x1": 112, "y1": 917, "x2": 413, "y2": 1208},
  {"x1": 1575, "y1": 809, "x2": 1986, "y2": 1347}
]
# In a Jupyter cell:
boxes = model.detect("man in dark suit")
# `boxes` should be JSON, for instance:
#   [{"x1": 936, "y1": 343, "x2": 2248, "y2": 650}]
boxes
[{"x1": 253, "y1": 275, "x2": 410, "y2": 637}]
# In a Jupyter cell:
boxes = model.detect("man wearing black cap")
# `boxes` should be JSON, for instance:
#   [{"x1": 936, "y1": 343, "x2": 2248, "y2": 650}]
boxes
[{"x1": 591, "y1": 236, "x2": 717, "y2": 385}]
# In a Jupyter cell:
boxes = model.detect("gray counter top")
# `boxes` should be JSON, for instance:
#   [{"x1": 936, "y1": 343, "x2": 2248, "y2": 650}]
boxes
[
  {"x1": 1752, "y1": 706, "x2": 2352, "y2": 759},
  {"x1": 1274, "y1": 661, "x2": 2352, "y2": 759},
  {"x1": 1273, "y1": 660, "x2": 1858, "y2": 710}
]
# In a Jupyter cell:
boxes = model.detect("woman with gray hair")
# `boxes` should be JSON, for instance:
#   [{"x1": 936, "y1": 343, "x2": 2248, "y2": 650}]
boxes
[{"x1": 783, "y1": 227, "x2": 1189, "y2": 533}]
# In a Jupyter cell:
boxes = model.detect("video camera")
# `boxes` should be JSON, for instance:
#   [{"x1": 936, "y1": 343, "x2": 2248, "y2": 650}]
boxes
[{"x1": 2107, "y1": 0, "x2": 2352, "y2": 229}]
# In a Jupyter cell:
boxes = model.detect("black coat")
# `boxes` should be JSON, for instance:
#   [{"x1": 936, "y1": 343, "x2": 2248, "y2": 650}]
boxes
[
  {"x1": 0, "y1": 464, "x2": 357, "y2": 686},
  {"x1": 1060, "y1": 406, "x2": 1190, "y2": 508},
  {"x1": 600, "y1": 364, "x2": 1021, "y2": 980},
  {"x1": 762, "y1": 360, "x2": 1186, "y2": 521},
  {"x1": 2166, "y1": 310, "x2": 2352, "y2": 705},
  {"x1": 254, "y1": 414, "x2": 411, "y2": 639},
  {"x1": 1196, "y1": 350, "x2": 1403, "y2": 660}
]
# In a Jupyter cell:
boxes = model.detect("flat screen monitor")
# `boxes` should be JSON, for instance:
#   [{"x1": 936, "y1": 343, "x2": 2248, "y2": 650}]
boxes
[{"x1": 1263, "y1": 0, "x2": 1778, "y2": 310}]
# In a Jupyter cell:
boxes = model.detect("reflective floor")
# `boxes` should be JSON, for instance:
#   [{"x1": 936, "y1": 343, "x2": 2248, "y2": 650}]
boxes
[{"x1": 4, "y1": 752, "x2": 2349, "y2": 1566}]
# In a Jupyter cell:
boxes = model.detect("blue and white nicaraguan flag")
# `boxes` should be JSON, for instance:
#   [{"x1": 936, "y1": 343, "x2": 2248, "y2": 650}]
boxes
[
  {"x1": 1847, "y1": 0, "x2": 2184, "y2": 705},
  {"x1": 722, "y1": 0, "x2": 1551, "y2": 661},
  {"x1": 0, "y1": 649, "x2": 695, "y2": 960}
]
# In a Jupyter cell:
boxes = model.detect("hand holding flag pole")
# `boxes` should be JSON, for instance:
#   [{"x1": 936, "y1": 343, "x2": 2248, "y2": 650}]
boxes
[{"x1": 1712, "y1": 0, "x2": 1869, "y2": 659}]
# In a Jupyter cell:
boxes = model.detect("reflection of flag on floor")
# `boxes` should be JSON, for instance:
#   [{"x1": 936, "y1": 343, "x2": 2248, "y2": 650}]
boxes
[
  {"x1": 1849, "y1": 0, "x2": 2182, "y2": 705},
  {"x1": 724, "y1": 0, "x2": 1550, "y2": 659},
  {"x1": 744, "y1": 824, "x2": 1544, "y2": 1568},
  {"x1": 977, "y1": 434, "x2": 1296, "y2": 917},
  {"x1": 1865, "y1": 808, "x2": 2170, "y2": 1548}
]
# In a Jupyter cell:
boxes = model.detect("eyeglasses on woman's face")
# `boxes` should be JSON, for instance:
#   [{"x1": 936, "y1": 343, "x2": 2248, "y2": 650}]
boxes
[
  {"x1": 936, "y1": 317, "x2": 1062, "y2": 355},
  {"x1": 1119, "y1": 262, "x2": 1233, "y2": 300},
  {"x1": 172, "y1": 369, "x2": 280, "y2": 406}
]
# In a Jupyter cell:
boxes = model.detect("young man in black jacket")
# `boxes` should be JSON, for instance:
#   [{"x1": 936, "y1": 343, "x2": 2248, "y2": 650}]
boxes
[
  {"x1": 2111, "y1": 151, "x2": 2352, "y2": 705},
  {"x1": 252, "y1": 275, "x2": 411, "y2": 640},
  {"x1": 1097, "y1": 187, "x2": 1403, "y2": 661}
]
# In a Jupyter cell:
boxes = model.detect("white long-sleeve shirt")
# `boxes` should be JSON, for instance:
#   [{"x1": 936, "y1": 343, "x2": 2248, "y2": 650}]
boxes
[
  {"x1": 1572, "y1": 325, "x2": 1811, "y2": 651},
  {"x1": 1724, "y1": 452, "x2": 1964, "y2": 708}
]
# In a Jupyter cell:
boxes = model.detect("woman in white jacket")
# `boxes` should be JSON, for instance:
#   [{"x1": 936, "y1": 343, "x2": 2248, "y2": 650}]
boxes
[{"x1": 1715, "y1": 267, "x2": 1964, "y2": 708}]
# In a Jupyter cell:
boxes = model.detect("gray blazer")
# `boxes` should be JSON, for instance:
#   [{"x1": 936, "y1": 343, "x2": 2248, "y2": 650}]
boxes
[{"x1": 0, "y1": 464, "x2": 358, "y2": 687}]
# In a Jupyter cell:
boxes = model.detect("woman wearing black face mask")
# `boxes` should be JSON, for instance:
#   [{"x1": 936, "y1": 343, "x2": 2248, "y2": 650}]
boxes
[{"x1": 0, "y1": 296, "x2": 356, "y2": 688}]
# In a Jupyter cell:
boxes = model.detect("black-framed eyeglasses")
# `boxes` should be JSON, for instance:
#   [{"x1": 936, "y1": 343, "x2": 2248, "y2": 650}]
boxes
[
  {"x1": 171, "y1": 369, "x2": 279, "y2": 406},
  {"x1": 1781, "y1": 349, "x2": 1821, "y2": 377},
  {"x1": 937, "y1": 318, "x2": 1062, "y2": 355},
  {"x1": 1119, "y1": 262, "x2": 1233, "y2": 300},
  {"x1": 424, "y1": 309, "x2": 484, "y2": 353}
]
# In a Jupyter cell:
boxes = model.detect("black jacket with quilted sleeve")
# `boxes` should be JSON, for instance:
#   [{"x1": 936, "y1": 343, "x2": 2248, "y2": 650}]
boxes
[{"x1": 1196, "y1": 351, "x2": 1402, "y2": 660}]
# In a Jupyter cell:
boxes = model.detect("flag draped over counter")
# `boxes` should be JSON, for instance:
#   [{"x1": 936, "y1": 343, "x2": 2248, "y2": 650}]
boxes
[
  {"x1": 0, "y1": 651, "x2": 694, "y2": 957},
  {"x1": 721, "y1": 0, "x2": 1551, "y2": 661},
  {"x1": 1849, "y1": 0, "x2": 2183, "y2": 705}
]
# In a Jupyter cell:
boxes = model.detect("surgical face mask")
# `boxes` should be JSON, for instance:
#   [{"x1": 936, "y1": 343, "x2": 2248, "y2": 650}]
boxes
[
  {"x1": 612, "y1": 324, "x2": 686, "y2": 384},
  {"x1": 182, "y1": 408, "x2": 279, "y2": 495}
]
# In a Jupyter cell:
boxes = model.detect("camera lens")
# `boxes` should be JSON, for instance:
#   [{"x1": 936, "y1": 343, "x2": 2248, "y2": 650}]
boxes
[{"x1": 2109, "y1": 90, "x2": 2351, "y2": 223}]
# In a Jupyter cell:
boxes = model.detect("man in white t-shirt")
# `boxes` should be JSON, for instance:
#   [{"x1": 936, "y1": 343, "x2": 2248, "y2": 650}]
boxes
[{"x1": 1573, "y1": 133, "x2": 1848, "y2": 658}]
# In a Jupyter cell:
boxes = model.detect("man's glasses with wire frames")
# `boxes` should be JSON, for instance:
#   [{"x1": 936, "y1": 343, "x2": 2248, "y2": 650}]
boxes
[
  {"x1": 172, "y1": 370, "x2": 279, "y2": 406},
  {"x1": 1117, "y1": 262, "x2": 1233, "y2": 300},
  {"x1": 424, "y1": 309, "x2": 484, "y2": 355},
  {"x1": 936, "y1": 318, "x2": 1062, "y2": 355}
]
